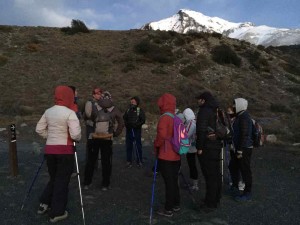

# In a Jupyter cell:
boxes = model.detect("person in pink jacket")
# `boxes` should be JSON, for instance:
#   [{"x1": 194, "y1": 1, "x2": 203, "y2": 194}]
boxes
[
  {"x1": 36, "y1": 85, "x2": 81, "y2": 223},
  {"x1": 154, "y1": 93, "x2": 181, "y2": 217}
]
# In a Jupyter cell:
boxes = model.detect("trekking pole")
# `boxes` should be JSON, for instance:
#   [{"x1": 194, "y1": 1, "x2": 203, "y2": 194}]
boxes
[
  {"x1": 149, "y1": 157, "x2": 158, "y2": 225},
  {"x1": 21, "y1": 156, "x2": 45, "y2": 210},
  {"x1": 221, "y1": 142, "x2": 224, "y2": 183},
  {"x1": 73, "y1": 142, "x2": 86, "y2": 225},
  {"x1": 224, "y1": 141, "x2": 232, "y2": 185},
  {"x1": 131, "y1": 129, "x2": 142, "y2": 164}
]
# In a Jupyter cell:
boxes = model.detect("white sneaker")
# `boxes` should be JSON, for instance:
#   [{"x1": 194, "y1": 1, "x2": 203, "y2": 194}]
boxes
[
  {"x1": 37, "y1": 203, "x2": 48, "y2": 215},
  {"x1": 49, "y1": 211, "x2": 68, "y2": 223},
  {"x1": 238, "y1": 181, "x2": 245, "y2": 191}
]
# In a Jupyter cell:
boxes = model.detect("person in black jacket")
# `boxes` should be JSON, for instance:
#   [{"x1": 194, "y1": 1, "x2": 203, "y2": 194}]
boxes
[
  {"x1": 231, "y1": 98, "x2": 254, "y2": 201},
  {"x1": 123, "y1": 96, "x2": 146, "y2": 168},
  {"x1": 195, "y1": 91, "x2": 223, "y2": 212}
]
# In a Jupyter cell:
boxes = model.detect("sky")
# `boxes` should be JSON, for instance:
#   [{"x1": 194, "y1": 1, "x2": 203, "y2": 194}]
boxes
[{"x1": 0, "y1": 0, "x2": 299, "y2": 30}]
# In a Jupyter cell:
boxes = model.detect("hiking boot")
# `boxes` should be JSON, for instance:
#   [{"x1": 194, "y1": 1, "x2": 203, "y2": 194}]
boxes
[
  {"x1": 83, "y1": 185, "x2": 90, "y2": 190},
  {"x1": 49, "y1": 211, "x2": 68, "y2": 223},
  {"x1": 235, "y1": 193, "x2": 252, "y2": 202},
  {"x1": 190, "y1": 179, "x2": 199, "y2": 191},
  {"x1": 172, "y1": 206, "x2": 181, "y2": 212},
  {"x1": 126, "y1": 162, "x2": 132, "y2": 168},
  {"x1": 137, "y1": 163, "x2": 143, "y2": 168},
  {"x1": 37, "y1": 203, "x2": 48, "y2": 215},
  {"x1": 71, "y1": 172, "x2": 78, "y2": 178},
  {"x1": 157, "y1": 209, "x2": 173, "y2": 217}
]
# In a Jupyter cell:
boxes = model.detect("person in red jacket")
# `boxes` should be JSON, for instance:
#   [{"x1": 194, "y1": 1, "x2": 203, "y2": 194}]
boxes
[{"x1": 154, "y1": 93, "x2": 181, "y2": 217}]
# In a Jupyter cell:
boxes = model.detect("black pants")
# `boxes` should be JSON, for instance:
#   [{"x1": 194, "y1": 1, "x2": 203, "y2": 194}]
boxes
[
  {"x1": 186, "y1": 152, "x2": 199, "y2": 180},
  {"x1": 158, "y1": 159, "x2": 181, "y2": 211},
  {"x1": 198, "y1": 147, "x2": 222, "y2": 208},
  {"x1": 40, "y1": 154, "x2": 74, "y2": 218},
  {"x1": 84, "y1": 139, "x2": 113, "y2": 187},
  {"x1": 237, "y1": 148, "x2": 252, "y2": 193},
  {"x1": 229, "y1": 150, "x2": 241, "y2": 188}
]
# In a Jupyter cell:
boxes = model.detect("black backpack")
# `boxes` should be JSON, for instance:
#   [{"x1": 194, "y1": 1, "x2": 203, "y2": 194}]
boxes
[{"x1": 208, "y1": 108, "x2": 232, "y2": 140}]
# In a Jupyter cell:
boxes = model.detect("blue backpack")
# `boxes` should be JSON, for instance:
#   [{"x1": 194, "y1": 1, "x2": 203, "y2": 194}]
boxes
[{"x1": 163, "y1": 112, "x2": 190, "y2": 155}]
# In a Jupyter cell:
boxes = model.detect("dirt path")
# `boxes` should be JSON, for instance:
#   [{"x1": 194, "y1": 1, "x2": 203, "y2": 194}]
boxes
[{"x1": 0, "y1": 141, "x2": 299, "y2": 225}]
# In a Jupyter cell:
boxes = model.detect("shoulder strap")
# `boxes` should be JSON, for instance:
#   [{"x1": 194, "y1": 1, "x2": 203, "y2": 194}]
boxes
[{"x1": 162, "y1": 112, "x2": 174, "y2": 118}]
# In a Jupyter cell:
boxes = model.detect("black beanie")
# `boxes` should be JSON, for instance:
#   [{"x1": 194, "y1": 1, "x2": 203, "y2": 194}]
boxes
[
  {"x1": 195, "y1": 91, "x2": 213, "y2": 101},
  {"x1": 131, "y1": 96, "x2": 140, "y2": 106}
]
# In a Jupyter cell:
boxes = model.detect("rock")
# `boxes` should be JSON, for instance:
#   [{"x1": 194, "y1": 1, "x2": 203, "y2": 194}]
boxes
[
  {"x1": 142, "y1": 124, "x2": 148, "y2": 129},
  {"x1": 20, "y1": 123, "x2": 27, "y2": 127},
  {"x1": 265, "y1": 134, "x2": 277, "y2": 143},
  {"x1": 0, "y1": 128, "x2": 6, "y2": 132}
]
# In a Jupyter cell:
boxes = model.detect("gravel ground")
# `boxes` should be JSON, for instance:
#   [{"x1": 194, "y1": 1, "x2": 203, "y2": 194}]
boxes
[{"x1": 0, "y1": 140, "x2": 299, "y2": 225}]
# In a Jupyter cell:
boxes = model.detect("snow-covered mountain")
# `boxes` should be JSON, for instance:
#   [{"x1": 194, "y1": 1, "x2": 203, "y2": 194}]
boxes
[{"x1": 141, "y1": 9, "x2": 300, "y2": 47}]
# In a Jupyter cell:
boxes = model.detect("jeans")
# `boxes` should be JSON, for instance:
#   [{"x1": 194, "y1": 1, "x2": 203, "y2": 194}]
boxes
[{"x1": 126, "y1": 128, "x2": 143, "y2": 164}]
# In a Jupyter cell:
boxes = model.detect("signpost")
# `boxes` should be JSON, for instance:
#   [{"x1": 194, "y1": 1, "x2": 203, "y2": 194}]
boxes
[{"x1": 9, "y1": 124, "x2": 18, "y2": 176}]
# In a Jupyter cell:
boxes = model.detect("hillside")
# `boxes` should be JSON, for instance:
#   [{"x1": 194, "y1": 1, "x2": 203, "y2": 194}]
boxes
[{"x1": 0, "y1": 25, "x2": 299, "y2": 142}]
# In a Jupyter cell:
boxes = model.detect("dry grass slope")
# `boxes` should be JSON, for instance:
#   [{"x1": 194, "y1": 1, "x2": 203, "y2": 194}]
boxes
[{"x1": 0, "y1": 25, "x2": 299, "y2": 142}]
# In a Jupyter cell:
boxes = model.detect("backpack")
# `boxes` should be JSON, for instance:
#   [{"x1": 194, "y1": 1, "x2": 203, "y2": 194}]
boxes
[
  {"x1": 94, "y1": 105, "x2": 115, "y2": 135},
  {"x1": 163, "y1": 112, "x2": 190, "y2": 155},
  {"x1": 252, "y1": 119, "x2": 264, "y2": 147},
  {"x1": 211, "y1": 108, "x2": 231, "y2": 140}
]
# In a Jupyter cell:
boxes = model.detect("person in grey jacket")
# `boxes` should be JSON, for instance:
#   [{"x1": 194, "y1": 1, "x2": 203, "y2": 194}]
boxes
[
  {"x1": 182, "y1": 108, "x2": 199, "y2": 191},
  {"x1": 231, "y1": 98, "x2": 254, "y2": 201}
]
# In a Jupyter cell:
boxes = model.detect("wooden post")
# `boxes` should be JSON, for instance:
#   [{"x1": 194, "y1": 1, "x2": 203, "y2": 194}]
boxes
[{"x1": 8, "y1": 124, "x2": 18, "y2": 176}]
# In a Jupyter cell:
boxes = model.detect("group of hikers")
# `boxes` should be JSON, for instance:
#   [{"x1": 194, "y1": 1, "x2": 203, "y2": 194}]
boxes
[{"x1": 34, "y1": 85, "x2": 256, "y2": 223}]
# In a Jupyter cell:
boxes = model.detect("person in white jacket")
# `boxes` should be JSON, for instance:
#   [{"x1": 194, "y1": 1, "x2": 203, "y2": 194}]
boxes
[
  {"x1": 36, "y1": 85, "x2": 81, "y2": 223},
  {"x1": 182, "y1": 108, "x2": 199, "y2": 191}
]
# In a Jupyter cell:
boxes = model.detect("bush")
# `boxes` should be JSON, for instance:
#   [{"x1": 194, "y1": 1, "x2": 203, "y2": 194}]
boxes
[
  {"x1": 0, "y1": 25, "x2": 13, "y2": 32},
  {"x1": 0, "y1": 55, "x2": 8, "y2": 66},
  {"x1": 211, "y1": 32, "x2": 222, "y2": 39},
  {"x1": 134, "y1": 38, "x2": 174, "y2": 63},
  {"x1": 61, "y1": 19, "x2": 89, "y2": 35},
  {"x1": 286, "y1": 87, "x2": 300, "y2": 96},
  {"x1": 270, "y1": 103, "x2": 292, "y2": 113},
  {"x1": 280, "y1": 63, "x2": 300, "y2": 76},
  {"x1": 121, "y1": 63, "x2": 135, "y2": 73},
  {"x1": 211, "y1": 44, "x2": 241, "y2": 67}
]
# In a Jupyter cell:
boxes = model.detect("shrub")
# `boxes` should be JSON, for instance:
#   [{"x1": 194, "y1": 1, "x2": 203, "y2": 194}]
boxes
[
  {"x1": 180, "y1": 56, "x2": 211, "y2": 76},
  {"x1": 174, "y1": 37, "x2": 185, "y2": 46},
  {"x1": 27, "y1": 43, "x2": 39, "y2": 52},
  {"x1": 151, "y1": 66, "x2": 168, "y2": 74},
  {"x1": 280, "y1": 63, "x2": 300, "y2": 76},
  {"x1": 0, "y1": 55, "x2": 8, "y2": 66},
  {"x1": 134, "y1": 39, "x2": 175, "y2": 63},
  {"x1": 185, "y1": 45, "x2": 196, "y2": 54},
  {"x1": 121, "y1": 63, "x2": 135, "y2": 73},
  {"x1": 286, "y1": 74, "x2": 300, "y2": 84},
  {"x1": 211, "y1": 32, "x2": 222, "y2": 39},
  {"x1": 211, "y1": 44, "x2": 241, "y2": 67},
  {"x1": 270, "y1": 103, "x2": 292, "y2": 113},
  {"x1": 286, "y1": 87, "x2": 300, "y2": 96},
  {"x1": 61, "y1": 19, "x2": 89, "y2": 35},
  {"x1": 0, "y1": 25, "x2": 13, "y2": 32}
]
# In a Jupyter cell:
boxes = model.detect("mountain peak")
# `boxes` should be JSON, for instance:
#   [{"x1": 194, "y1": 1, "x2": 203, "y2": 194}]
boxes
[{"x1": 141, "y1": 9, "x2": 300, "y2": 47}]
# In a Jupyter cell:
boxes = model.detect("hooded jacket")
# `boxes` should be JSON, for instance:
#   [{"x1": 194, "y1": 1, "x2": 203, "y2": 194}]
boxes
[
  {"x1": 232, "y1": 98, "x2": 253, "y2": 152},
  {"x1": 154, "y1": 93, "x2": 180, "y2": 161},
  {"x1": 36, "y1": 86, "x2": 81, "y2": 154},
  {"x1": 183, "y1": 108, "x2": 197, "y2": 153},
  {"x1": 195, "y1": 92, "x2": 221, "y2": 151}
]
